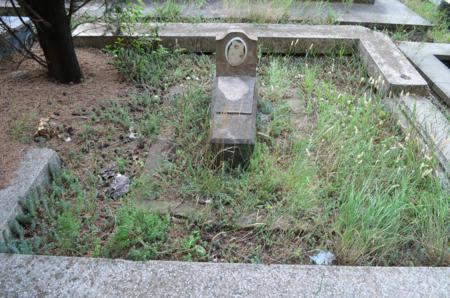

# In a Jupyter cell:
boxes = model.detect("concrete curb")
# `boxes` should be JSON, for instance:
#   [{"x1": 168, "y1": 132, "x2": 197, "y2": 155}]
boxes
[
  {"x1": 139, "y1": 0, "x2": 430, "y2": 28},
  {"x1": 3, "y1": 0, "x2": 427, "y2": 28},
  {"x1": 398, "y1": 42, "x2": 450, "y2": 106},
  {"x1": 0, "y1": 253, "x2": 448, "y2": 297},
  {"x1": 386, "y1": 95, "x2": 450, "y2": 186},
  {"x1": 73, "y1": 23, "x2": 427, "y2": 96},
  {"x1": 0, "y1": 148, "x2": 60, "y2": 235}
]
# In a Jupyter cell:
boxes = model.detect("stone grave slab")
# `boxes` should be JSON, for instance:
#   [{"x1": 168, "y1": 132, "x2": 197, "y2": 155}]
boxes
[{"x1": 399, "y1": 42, "x2": 450, "y2": 106}]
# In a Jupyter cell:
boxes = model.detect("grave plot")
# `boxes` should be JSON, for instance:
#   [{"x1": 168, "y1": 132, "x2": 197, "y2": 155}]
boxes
[
  {"x1": 137, "y1": 0, "x2": 431, "y2": 28},
  {"x1": 1, "y1": 25, "x2": 448, "y2": 266},
  {"x1": 24, "y1": 0, "x2": 428, "y2": 28}
]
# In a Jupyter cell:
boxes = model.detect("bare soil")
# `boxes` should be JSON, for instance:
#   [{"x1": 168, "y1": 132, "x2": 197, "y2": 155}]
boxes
[{"x1": 0, "y1": 48, "x2": 134, "y2": 189}]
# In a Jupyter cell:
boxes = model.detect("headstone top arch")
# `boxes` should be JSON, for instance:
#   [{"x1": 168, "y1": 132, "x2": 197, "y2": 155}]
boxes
[{"x1": 215, "y1": 30, "x2": 258, "y2": 77}]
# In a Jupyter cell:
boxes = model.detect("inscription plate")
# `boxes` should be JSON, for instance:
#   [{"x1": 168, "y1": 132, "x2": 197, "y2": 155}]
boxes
[{"x1": 214, "y1": 76, "x2": 255, "y2": 114}]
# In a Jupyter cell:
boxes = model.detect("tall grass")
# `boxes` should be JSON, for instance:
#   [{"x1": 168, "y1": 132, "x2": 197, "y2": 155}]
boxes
[
  {"x1": 399, "y1": 0, "x2": 450, "y2": 42},
  {"x1": 3, "y1": 41, "x2": 447, "y2": 265}
]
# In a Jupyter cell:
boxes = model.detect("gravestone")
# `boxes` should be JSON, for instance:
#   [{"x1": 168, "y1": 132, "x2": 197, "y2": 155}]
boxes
[{"x1": 210, "y1": 30, "x2": 258, "y2": 167}]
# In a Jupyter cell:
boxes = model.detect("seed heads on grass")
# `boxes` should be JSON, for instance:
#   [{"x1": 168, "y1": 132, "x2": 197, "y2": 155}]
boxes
[{"x1": 264, "y1": 57, "x2": 292, "y2": 101}]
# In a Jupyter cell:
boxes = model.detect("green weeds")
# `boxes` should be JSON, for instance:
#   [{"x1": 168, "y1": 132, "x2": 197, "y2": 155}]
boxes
[
  {"x1": 106, "y1": 206, "x2": 170, "y2": 260},
  {"x1": 154, "y1": 0, "x2": 182, "y2": 21},
  {"x1": 263, "y1": 57, "x2": 292, "y2": 101},
  {"x1": 1, "y1": 170, "x2": 103, "y2": 256},
  {"x1": 8, "y1": 112, "x2": 37, "y2": 144},
  {"x1": 399, "y1": 0, "x2": 450, "y2": 42},
  {"x1": 4, "y1": 37, "x2": 448, "y2": 266}
]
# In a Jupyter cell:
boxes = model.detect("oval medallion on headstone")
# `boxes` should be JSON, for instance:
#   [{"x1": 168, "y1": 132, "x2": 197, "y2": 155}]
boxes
[{"x1": 225, "y1": 37, "x2": 247, "y2": 66}]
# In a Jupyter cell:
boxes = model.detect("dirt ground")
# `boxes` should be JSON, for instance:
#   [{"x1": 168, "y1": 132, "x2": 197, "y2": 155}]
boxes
[{"x1": 0, "y1": 48, "x2": 134, "y2": 189}]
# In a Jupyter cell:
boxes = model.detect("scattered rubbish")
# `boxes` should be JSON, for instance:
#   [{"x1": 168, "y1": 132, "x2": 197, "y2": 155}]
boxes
[
  {"x1": 56, "y1": 125, "x2": 74, "y2": 142},
  {"x1": 197, "y1": 196, "x2": 212, "y2": 205},
  {"x1": 310, "y1": 250, "x2": 335, "y2": 265},
  {"x1": 128, "y1": 127, "x2": 138, "y2": 140},
  {"x1": 108, "y1": 173, "x2": 129, "y2": 200},
  {"x1": 34, "y1": 117, "x2": 56, "y2": 141}
]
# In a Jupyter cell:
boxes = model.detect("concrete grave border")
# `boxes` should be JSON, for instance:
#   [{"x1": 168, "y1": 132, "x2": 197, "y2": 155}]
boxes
[
  {"x1": 399, "y1": 42, "x2": 450, "y2": 106},
  {"x1": 386, "y1": 95, "x2": 450, "y2": 186},
  {"x1": 1, "y1": 254, "x2": 449, "y2": 297},
  {"x1": 0, "y1": 148, "x2": 60, "y2": 235},
  {"x1": 137, "y1": 0, "x2": 431, "y2": 29},
  {"x1": 1, "y1": 0, "x2": 431, "y2": 29},
  {"x1": 73, "y1": 23, "x2": 428, "y2": 96}
]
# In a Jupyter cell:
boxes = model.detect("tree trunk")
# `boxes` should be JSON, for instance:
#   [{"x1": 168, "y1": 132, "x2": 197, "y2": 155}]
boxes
[{"x1": 19, "y1": 0, "x2": 83, "y2": 83}]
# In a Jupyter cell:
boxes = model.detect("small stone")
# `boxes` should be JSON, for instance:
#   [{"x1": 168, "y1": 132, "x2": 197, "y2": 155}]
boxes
[
  {"x1": 235, "y1": 212, "x2": 266, "y2": 229},
  {"x1": 270, "y1": 215, "x2": 294, "y2": 232},
  {"x1": 137, "y1": 200, "x2": 208, "y2": 220},
  {"x1": 108, "y1": 174, "x2": 129, "y2": 200},
  {"x1": 100, "y1": 162, "x2": 117, "y2": 180}
]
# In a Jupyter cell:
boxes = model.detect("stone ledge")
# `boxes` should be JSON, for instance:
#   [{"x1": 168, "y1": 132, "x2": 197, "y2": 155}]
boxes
[
  {"x1": 73, "y1": 23, "x2": 427, "y2": 96},
  {"x1": 385, "y1": 95, "x2": 450, "y2": 185},
  {"x1": 0, "y1": 253, "x2": 448, "y2": 297},
  {"x1": 3, "y1": 0, "x2": 431, "y2": 28},
  {"x1": 149, "y1": 0, "x2": 430, "y2": 28},
  {"x1": 399, "y1": 42, "x2": 450, "y2": 106},
  {"x1": 0, "y1": 148, "x2": 60, "y2": 234}
]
